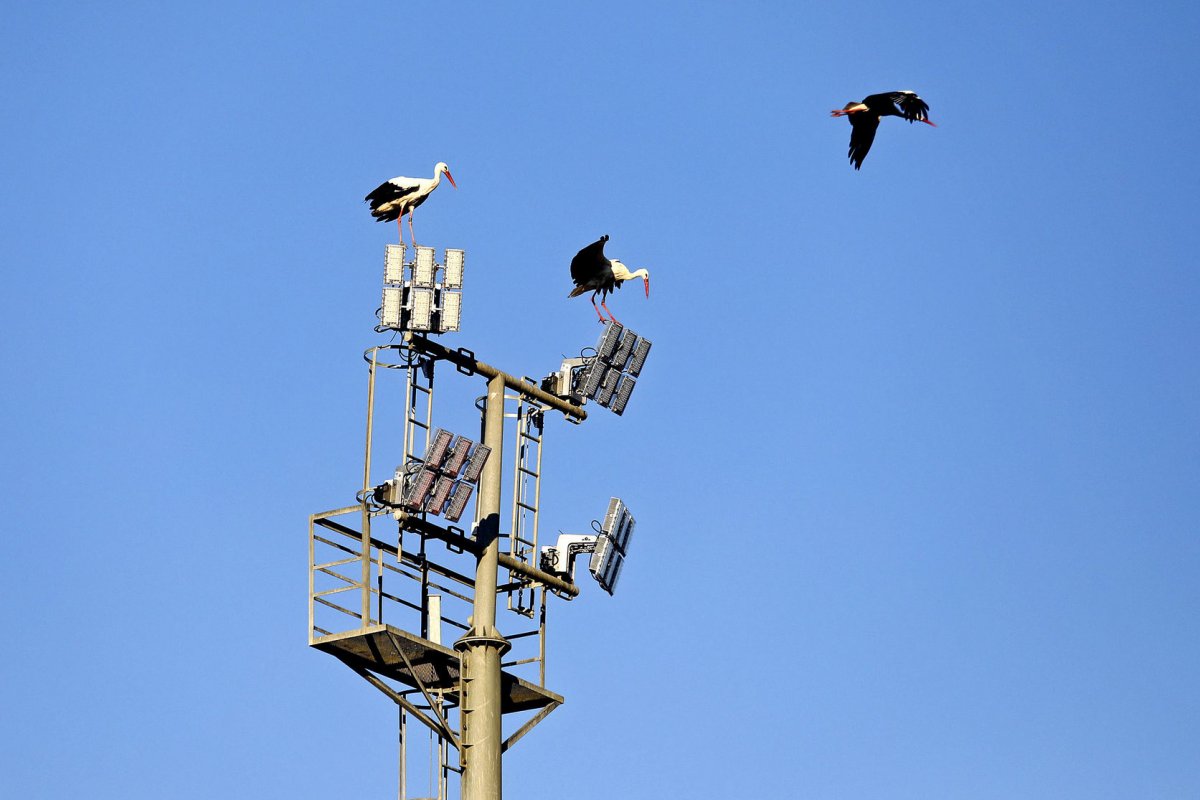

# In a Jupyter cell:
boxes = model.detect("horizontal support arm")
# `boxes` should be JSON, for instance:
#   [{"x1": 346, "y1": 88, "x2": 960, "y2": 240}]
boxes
[
  {"x1": 398, "y1": 512, "x2": 580, "y2": 599},
  {"x1": 403, "y1": 333, "x2": 587, "y2": 422}
]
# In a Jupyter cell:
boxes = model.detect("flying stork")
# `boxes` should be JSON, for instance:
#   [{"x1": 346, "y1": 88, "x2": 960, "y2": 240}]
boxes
[
  {"x1": 831, "y1": 91, "x2": 936, "y2": 169},
  {"x1": 364, "y1": 162, "x2": 457, "y2": 247},
  {"x1": 568, "y1": 235, "x2": 650, "y2": 324}
]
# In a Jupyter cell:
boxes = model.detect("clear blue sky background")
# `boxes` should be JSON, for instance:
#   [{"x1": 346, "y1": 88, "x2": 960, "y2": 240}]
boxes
[{"x1": 3, "y1": 2, "x2": 1198, "y2": 798}]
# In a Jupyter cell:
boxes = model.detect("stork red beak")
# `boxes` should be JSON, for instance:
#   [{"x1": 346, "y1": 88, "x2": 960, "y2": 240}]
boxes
[
  {"x1": 643, "y1": 277, "x2": 650, "y2": 298},
  {"x1": 444, "y1": 169, "x2": 457, "y2": 188},
  {"x1": 921, "y1": 119, "x2": 937, "y2": 127}
]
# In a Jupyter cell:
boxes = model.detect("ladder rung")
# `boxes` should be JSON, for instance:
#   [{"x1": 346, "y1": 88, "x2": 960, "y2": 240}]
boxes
[{"x1": 517, "y1": 501, "x2": 537, "y2": 512}]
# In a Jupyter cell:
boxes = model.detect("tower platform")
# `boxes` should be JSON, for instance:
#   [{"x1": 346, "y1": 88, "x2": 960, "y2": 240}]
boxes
[{"x1": 311, "y1": 624, "x2": 563, "y2": 714}]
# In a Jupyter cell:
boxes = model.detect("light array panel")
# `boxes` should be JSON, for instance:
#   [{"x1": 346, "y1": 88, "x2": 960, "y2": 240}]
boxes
[
  {"x1": 379, "y1": 245, "x2": 466, "y2": 334},
  {"x1": 589, "y1": 497, "x2": 636, "y2": 595},
  {"x1": 573, "y1": 322, "x2": 652, "y2": 416},
  {"x1": 399, "y1": 428, "x2": 491, "y2": 523}
]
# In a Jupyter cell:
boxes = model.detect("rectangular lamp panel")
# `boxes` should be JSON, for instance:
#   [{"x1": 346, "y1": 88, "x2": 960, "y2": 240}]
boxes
[
  {"x1": 461, "y1": 443, "x2": 492, "y2": 484},
  {"x1": 578, "y1": 362, "x2": 607, "y2": 399},
  {"x1": 627, "y1": 338, "x2": 652, "y2": 377},
  {"x1": 610, "y1": 375, "x2": 636, "y2": 416},
  {"x1": 444, "y1": 481, "x2": 474, "y2": 522},
  {"x1": 384, "y1": 243, "x2": 406, "y2": 284},
  {"x1": 381, "y1": 286, "x2": 404, "y2": 329},
  {"x1": 442, "y1": 437, "x2": 473, "y2": 477},
  {"x1": 611, "y1": 332, "x2": 639, "y2": 372},
  {"x1": 427, "y1": 475, "x2": 456, "y2": 516},
  {"x1": 613, "y1": 508, "x2": 636, "y2": 553},
  {"x1": 596, "y1": 367, "x2": 621, "y2": 406},
  {"x1": 589, "y1": 535, "x2": 610, "y2": 567},
  {"x1": 444, "y1": 248, "x2": 465, "y2": 288},
  {"x1": 402, "y1": 468, "x2": 437, "y2": 510},
  {"x1": 411, "y1": 288, "x2": 434, "y2": 330},
  {"x1": 594, "y1": 322, "x2": 624, "y2": 363},
  {"x1": 414, "y1": 247, "x2": 436, "y2": 287},
  {"x1": 602, "y1": 497, "x2": 624, "y2": 538},
  {"x1": 423, "y1": 428, "x2": 454, "y2": 470},
  {"x1": 590, "y1": 540, "x2": 624, "y2": 595},
  {"x1": 439, "y1": 290, "x2": 462, "y2": 332}
]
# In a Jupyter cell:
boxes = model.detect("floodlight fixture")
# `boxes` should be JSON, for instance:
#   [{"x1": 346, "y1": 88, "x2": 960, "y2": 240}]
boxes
[
  {"x1": 588, "y1": 537, "x2": 625, "y2": 595},
  {"x1": 602, "y1": 497, "x2": 635, "y2": 552},
  {"x1": 596, "y1": 367, "x2": 621, "y2": 407},
  {"x1": 411, "y1": 288, "x2": 434, "y2": 330},
  {"x1": 422, "y1": 428, "x2": 454, "y2": 470},
  {"x1": 444, "y1": 248, "x2": 465, "y2": 288},
  {"x1": 611, "y1": 331, "x2": 638, "y2": 372},
  {"x1": 402, "y1": 468, "x2": 437, "y2": 510},
  {"x1": 577, "y1": 361, "x2": 606, "y2": 399},
  {"x1": 381, "y1": 286, "x2": 404, "y2": 329},
  {"x1": 609, "y1": 376, "x2": 636, "y2": 416},
  {"x1": 627, "y1": 338, "x2": 652, "y2": 377},
  {"x1": 460, "y1": 443, "x2": 492, "y2": 484},
  {"x1": 444, "y1": 481, "x2": 474, "y2": 523},
  {"x1": 439, "y1": 290, "x2": 462, "y2": 332},
  {"x1": 384, "y1": 243, "x2": 406, "y2": 284},
  {"x1": 442, "y1": 436, "x2": 473, "y2": 478},
  {"x1": 594, "y1": 322, "x2": 623, "y2": 363},
  {"x1": 414, "y1": 246, "x2": 436, "y2": 287},
  {"x1": 427, "y1": 475, "x2": 456, "y2": 515}
]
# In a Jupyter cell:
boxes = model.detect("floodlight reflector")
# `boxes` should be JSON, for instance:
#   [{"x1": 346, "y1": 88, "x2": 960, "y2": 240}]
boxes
[
  {"x1": 384, "y1": 243, "x2": 406, "y2": 284},
  {"x1": 589, "y1": 538, "x2": 625, "y2": 595},
  {"x1": 627, "y1": 338, "x2": 652, "y2": 377},
  {"x1": 442, "y1": 436, "x2": 472, "y2": 477},
  {"x1": 611, "y1": 332, "x2": 639, "y2": 372},
  {"x1": 596, "y1": 367, "x2": 621, "y2": 406},
  {"x1": 612, "y1": 507, "x2": 635, "y2": 552},
  {"x1": 577, "y1": 361, "x2": 607, "y2": 399},
  {"x1": 427, "y1": 475, "x2": 455, "y2": 515},
  {"x1": 444, "y1": 249, "x2": 465, "y2": 288},
  {"x1": 439, "y1": 291, "x2": 462, "y2": 332},
  {"x1": 402, "y1": 468, "x2": 437, "y2": 510},
  {"x1": 422, "y1": 428, "x2": 454, "y2": 469},
  {"x1": 594, "y1": 322, "x2": 623, "y2": 363},
  {"x1": 414, "y1": 247, "x2": 436, "y2": 287},
  {"x1": 382, "y1": 286, "x2": 404, "y2": 328},
  {"x1": 411, "y1": 288, "x2": 434, "y2": 330},
  {"x1": 444, "y1": 481, "x2": 474, "y2": 522},
  {"x1": 610, "y1": 375, "x2": 636, "y2": 416},
  {"x1": 601, "y1": 498, "x2": 624, "y2": 541},
  {"x1": 460, "y1": 443, "x2": 491, "y2": 484}
]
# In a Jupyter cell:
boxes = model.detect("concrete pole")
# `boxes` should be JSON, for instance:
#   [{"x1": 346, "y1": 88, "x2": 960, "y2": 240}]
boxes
[{"x1": 456, "y1": 373, "x2": 510, "y2": 800}]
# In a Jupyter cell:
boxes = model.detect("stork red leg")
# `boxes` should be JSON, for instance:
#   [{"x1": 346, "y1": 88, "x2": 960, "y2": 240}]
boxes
[
  {"x1": 590, "y1": 296, "x2": 606, "y2": 323},
  {"x1": 397, "y1": 217, "x2": 405, "y2": 245},
  {"x1": 408, "y1": 212, "x2": 418, "y2": 249},
  {"x1": 600, "y1": 299, "x2": 620, "y2": 325}
]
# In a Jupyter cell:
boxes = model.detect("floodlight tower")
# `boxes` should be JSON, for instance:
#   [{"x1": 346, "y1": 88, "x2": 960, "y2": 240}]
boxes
[{"x1": 309, "y1": 244, "x2": 650, "y2": 800}]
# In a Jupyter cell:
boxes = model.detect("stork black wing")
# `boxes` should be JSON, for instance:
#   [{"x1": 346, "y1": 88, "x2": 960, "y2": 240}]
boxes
[
  {"x1": 860, "y1": 91, "x2": 930, "y2": 123},
  {"x1": 365, "y1": 180, "x2": 419, "y2": 208},
  {"x1": 569, "y1": 235, "x2": 610, "y2": 285},
  {"x1": 892, "y1": 91, "x2": 930, "y2": 123},
  {"x1": 848, "y1": 113, "x2": 880, "y2": 170}
]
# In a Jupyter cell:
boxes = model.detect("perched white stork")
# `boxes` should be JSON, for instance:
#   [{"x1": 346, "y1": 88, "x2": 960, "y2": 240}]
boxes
[
  {"x1": 568, "y1": 235, "x2": 650, "y2": 324},
  {"x1": 364, "y1": 162, "x2": 457, "y2": 246}
]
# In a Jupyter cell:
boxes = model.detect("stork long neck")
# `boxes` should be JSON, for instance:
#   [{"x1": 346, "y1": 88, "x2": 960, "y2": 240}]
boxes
[{"x1": 611, "y1": 264, "x2": 648, "y2": 282}]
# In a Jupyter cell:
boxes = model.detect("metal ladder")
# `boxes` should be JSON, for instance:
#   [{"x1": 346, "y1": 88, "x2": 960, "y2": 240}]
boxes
[{"x1": 506, "y1": 391, "x2": 545, "y2": 617}]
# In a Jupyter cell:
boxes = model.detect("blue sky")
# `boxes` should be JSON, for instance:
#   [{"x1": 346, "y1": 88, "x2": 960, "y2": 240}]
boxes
[{"x1": 3, "y1": 2, "x2": 1198, "y2": 798}]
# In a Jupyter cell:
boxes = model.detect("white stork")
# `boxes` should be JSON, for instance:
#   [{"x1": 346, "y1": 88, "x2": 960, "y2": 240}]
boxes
[
  {"x1": 364, "y1": 162, "x2": 457, "y2": 246},
  {"x1": 568, "y1": 235, "x2": 650, "y2": 324},
  {"x1": 831, "y1": 91, "x2": 936, "y2": 169}
]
